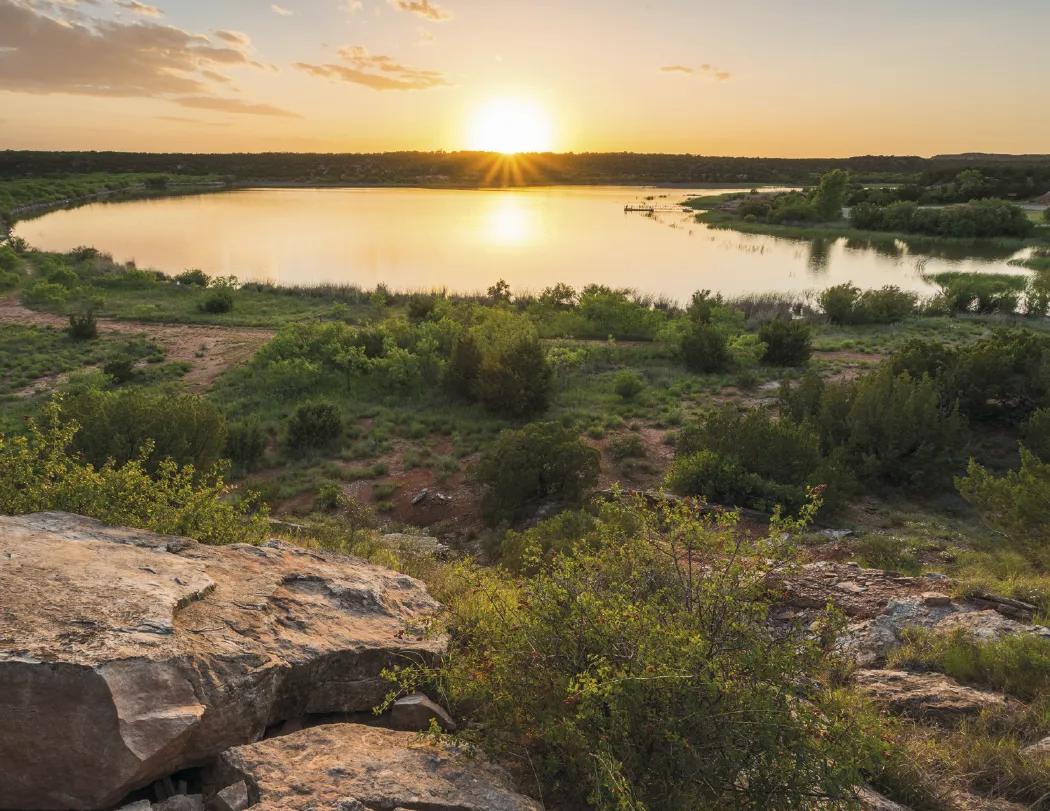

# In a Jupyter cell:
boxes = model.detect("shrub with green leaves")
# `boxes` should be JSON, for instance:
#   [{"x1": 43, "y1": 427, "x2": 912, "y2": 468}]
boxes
[
  {"x1": 285, "y1": 400, "x2": 342, "y2": 452},
  {"x1": 612, "y1": 369, "x2": 645, "y2": 401},
  {"x1": 820, "y1": 283, "x2": 917, "y2": 325},
  {"x1": 62, "y1": 388, "x2": 228, "y2": 473},
  {"x1": 67, "y1": 303, "x2": 98, "y2": 341},
  {"x1": 470, "y1": 310, "x2": 552, "y2": 417},
  {"x1": 0, "y1": 402, "x2": 265, "y2": 545},
  {"x1": 225, "y1": 417, "x2": 267, "y2": 471},
  {"x1": 392, "y1": 498, "x2": 877, "y2": 810},
  {"x1": 1025, "y1": 408, "x2": 1050, "y2": 462},
  {"x1": 957, "y1": 448, "x2": 1050, "y2": 547},
  {"x1": 759, "y1": 318, "x2": 812, "y2": 366},
  {"x1": 174, "y1": 268, "x2": 210, "y2": 286},
  {"x1": 475, "y1": 421, "x2": 599, "y2": 524},
  {"x1": 21, "y1": 281, "x2": 70, "y2": 310},
  {"x1": 679, "y1": 321, "x2": 731, "y2": 373}
]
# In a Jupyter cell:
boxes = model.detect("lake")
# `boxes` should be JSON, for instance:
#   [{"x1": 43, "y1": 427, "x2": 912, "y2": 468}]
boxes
[{"x1": 13, "y1": 186, "x2": 1033, "y2": 302}]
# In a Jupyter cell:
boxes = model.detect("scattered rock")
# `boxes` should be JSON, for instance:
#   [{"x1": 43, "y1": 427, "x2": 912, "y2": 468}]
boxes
[
  {"x1": 411, "y1": 488, "x2": 452, "y2": 507},
  {"x1": 1021, "y1": 736, "x2": 1050, "y2": 760},
  {"x1": 853, "y1": 669, "x2": 1011, "y2": 725},
  {"x1": 819, "y1": 529, "x2": 854, "y2": 541},
  {"x1": 116, "y1": 802, "x2": 152, "y2": 811},
  {"x1": 855, "y1": 784, "x2": 911, "y2": 810},
  {"x1": 388, "y1": 692, "x2": 457, "y2": 732},
  {"x1": 206, "y1": 723, "x2": 541, "y2": 811},
  {"x1": 213, "y1": 781, "x2": 250, "y2": 811},
  {"x1": 934, "y1": 609, "x2": 1050, "y2": 642},
  {"x1": 771, "y1": 562, "x2": 936, "y2": 620},
  {"x1": 381, "y1": 532, "x2": 449, "y2": 557},
  {"x1": 922, "y1": 592, "x2": 952, "y2": 607},
  {"x1": 0, "y1": 512, "x2": 445, "y2": 811}
]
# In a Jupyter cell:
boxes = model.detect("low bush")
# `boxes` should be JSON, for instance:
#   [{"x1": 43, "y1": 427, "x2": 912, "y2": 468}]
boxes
[
  {"x1": 957, "y1": 448, "x2": 1050, "y2": 547},
  {"x1": 1025, "y1": 407, "x2": 1050, "y2": 461},
  {"x1": 609, "y1": 432, "x2": 646, "y2": 461},
  {"x1": 929, "y1": 272, "x2": 1027, "y2": 315},
  {"x1": 199, "y1": 287, "x2": 234, "y2": 313},
  {"x1": 21, "y1": 281, "x2": 70, "y2": 310},
  {"x1": 174, "y1": 268, "x2": 210, "y2": 286},
  {"x1": 612, "y1": 370, "x2": 645, "y2": 400},
  {"x1": 67, "y1": 304, "x2": 98, "y2": 341},
  {"x1": 474, "y1": 421, "x2": 599, "y2": 525},
  {"x1": 850, "y1": 199, "x2": 1034, "y2": 239},
  {"x1": 225, "y1": 417, "x2": 267, "y2": 471},
  {"x1": 759, "y1": 318, "x2": 812, "y2": 366},
  {"x1": 680, "y1": 321, "x2": 731, "y2": 373},
  {"x1": 820, "y1": 283, "x2": 917, "y2": 324},
  {"x1": 469, "y1": 310, "x2": 552, "y2": 417},
  {"x1": 62, "y1": 388, "x2": 228, "y2": 472},
  {"x1": 285, "y1": 401, "x2": 342, "y2": 452}
]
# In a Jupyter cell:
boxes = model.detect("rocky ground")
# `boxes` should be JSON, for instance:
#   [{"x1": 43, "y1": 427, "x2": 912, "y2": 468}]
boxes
[{"x1": 2, "y1": 513, "x2": 1048, "y2": 810}]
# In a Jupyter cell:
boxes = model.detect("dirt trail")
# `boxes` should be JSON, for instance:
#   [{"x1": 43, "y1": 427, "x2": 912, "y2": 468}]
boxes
[{"x1": 0, "y1": 297, "x2": 274, "y2": 392}]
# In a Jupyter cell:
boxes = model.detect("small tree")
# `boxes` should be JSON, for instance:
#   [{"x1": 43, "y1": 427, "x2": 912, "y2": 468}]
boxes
[
  {"x1": 813, "y1": 169, "x2": 850, "y2": 220},
  {"x1": 471, "y1": 311, "x2": 552, "y2": 417},
  {"x1": 680, "y1": 322, "x2": 731, "y2": 373},
  {"x1": 475, "y1": 421, "x2": 599, "y2": 524},
  {"x1": 285, "y1": 401, "x2": 342, "y2": 452}
]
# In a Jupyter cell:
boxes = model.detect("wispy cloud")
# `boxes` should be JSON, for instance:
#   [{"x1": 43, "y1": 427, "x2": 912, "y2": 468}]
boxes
[
  {"x1": 659, "y1": 62, "x2": 732, "y2": 81},
  {"x1": 115, "y1": 0, "x2": 162, "y2": 16},
  {"x1": 0, "y1": 0, "x2": 295, "y2": 116},
  {"x1": 173, "y1": 95, "x2": 299, "y2": 117},
  {"x1": 387, "y1": 0, "x2": 451, "y2": 22},
  {"x1": 270, "y1": 3, "x2": 292, "y2": 16},
  {"x1": 295, "y1": 45, "x2": 449, "y2": 91},
  {"x1": 214, "y1": 29, "x2": 250, "y2": 47}
]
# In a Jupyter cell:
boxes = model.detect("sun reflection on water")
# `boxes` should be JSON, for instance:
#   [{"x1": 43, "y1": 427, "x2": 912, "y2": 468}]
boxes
[{"x1": 484, "y1": 194, "x2": 533, "y2": 246}]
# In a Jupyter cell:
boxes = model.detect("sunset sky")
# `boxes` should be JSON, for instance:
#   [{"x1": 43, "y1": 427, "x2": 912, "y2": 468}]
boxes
[{"x1": 1, "y1": 0, "x2": 1048, "y2": 157}]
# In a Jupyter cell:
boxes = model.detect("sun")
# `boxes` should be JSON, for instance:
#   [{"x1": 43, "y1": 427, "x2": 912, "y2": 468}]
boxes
[{"x1": 469, "y1": 98, "x2": 553, "y2": 154}]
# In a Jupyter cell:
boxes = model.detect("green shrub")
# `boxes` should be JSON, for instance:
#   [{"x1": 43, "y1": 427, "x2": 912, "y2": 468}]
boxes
[
  {"x1": 395, "y1": 499, "x2": 877, "y2": 810},
  {"x1": 819, "y1": 283, "x2": 860, "y2": 324},
  {"x1": 727, "y1": 333, "x2": 767, "y2": 369},
  {"x1": 315, "y1": 482, "x2": 346, "y2": 512},
  {"x1": 199, "y1": 287, "x2": 234, "y2": 313},
  {"x1": 850, "y1": 199, "x2": 1034, "y2": 238},
  {"x1": 102, "y1": 355, "x2": 136, "y2": 384},
  {"x1": 0, "y1": 402, "x2": 265, "y2": 545},
  {"x1": 21, "y1": 281, "x2": 70, "y2": 310},
  {"x1": 612, "y1": 370, "x2": 645, "y2": 401},
  {"x1": 759, "y1": 318, "x2": 812, "y2": 366},
  {"x1": 67, "y1": 304, "x2": 98, "y2": 341},
  {"x1": 1025, "y1": 408, "x2": 1050, "y2": 461},
  {"x1": 930, "y1": 272, "x2": 1026, "y2": 315},
  {"x1": 845, "y1": 366, "x2": 967, "y2": 487},
  {"x1": 680, "y1": 321, "x2": 731, "y2": 373},
  {"x1": 495, "y1": 508, "x2": 596, "y2": 572},
  {"x1": 947, "y1": 329, "x2": 1050, "y2": 423},
  {"x1": 174, "y1": 268, "x2": 210, "y2": 286},
  {"x1": 957, "y1": 448, "x2": 1050, "y2": 547},
  {"x1": 285, "y1": 401, "x2": 342, "y2": 452},
  {"x1": 575, "y1": 285, "x2": 666, "y2": 340},
  {"x1": 471, "y1": 311, "x2": 552, "y2": 417},
  {"x1": 609, "y1": 432, "x2": 646, "y2": 461},
  {"x1": 62, "y1": 388, "x2": 228, "y2": 473},
  {"x1": 475, "y1": 421, "x2": 599, "y2": 525},
  {"x1": 225, "y1": 417, "x2": 267, "y2": 471}
]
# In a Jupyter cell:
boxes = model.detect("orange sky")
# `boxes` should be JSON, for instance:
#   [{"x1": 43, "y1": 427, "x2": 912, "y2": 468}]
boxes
[{"x1": 1, "y1": 0, "x2": 1048, "y2": 156}]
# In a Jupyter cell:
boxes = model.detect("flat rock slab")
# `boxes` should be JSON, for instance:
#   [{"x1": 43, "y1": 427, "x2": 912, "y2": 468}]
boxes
[
  {"x1": 0, "y1": 513, "x2": 445, "y2": 811},
  {"x1": 207, "y1": 722, "x2": 541, "y2": 811},
  {"x1": 854, "y1": 669, "x2": 1011, "y2": 725}
]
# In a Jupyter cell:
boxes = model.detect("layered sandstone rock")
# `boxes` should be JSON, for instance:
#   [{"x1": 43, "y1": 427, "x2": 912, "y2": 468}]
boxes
[
  {"x1": 206, "y1": 723, "x2": 542, "y2": 811},
  {"x1": 0, "y1": 513, "x2": 445, "y2": 810}
]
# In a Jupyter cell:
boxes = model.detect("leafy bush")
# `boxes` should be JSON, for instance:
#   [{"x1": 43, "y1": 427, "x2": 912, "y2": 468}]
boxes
[
  {"x1": 394, "y1": 499, "x2": 877, "y2": 810},
  {"x1": 199, "y1": 287, "x2": 234, "y2": 313},
  {"x1": 315, "y1": 482, "x2": 346, "y2": 512},
  {"x1": 957, "y1": 448, "x2": 1050, "y2": 547},
  {"x1": 759, "y1": 318, "x2": 812, "y2": 366},
  {"x1": 225, "y1": 417, "x2": 267, "y2": 471},
  {"x1": 819, "y1": 283, "x2": 859, "y2": 325},
  {"x1": 821, "y1": 284, "x2": 917, "y2": 324},
  {"x1": 475, "y1": 421, "x2": 599, "y2": 524},
  {"x1": 850, "y1": 199, "x2": 1034, "y2": 238},
  {"x1": 680, "y1": 321, "x2": 731, "y2": 373},
  {"x1": 612, "y1": 370, "x2": 645, "y2": 400},
  {"x1": 727, "y1": 333, "x2": 767, "y2": 368},
  {"x1": 1025, "y1": 408, "x2": 1050, "y2": 461},
  {"x1": 102, "y1": 355, "x2": 136, "y2": 384},
  {"x1": 285, "y1": 401, "x2": 342, "y2": 452},
  {"x1": 174, "y1": 268, "x2": 210, "y2": 286},
  {"x1": 21, "y1": 281, "x2": 70, "y2": 310},
  {"x1": 67, "y1": 304, "x2": 98, "y2": 341},
  {"x1": 0, "y1": 402, "x2": 265, "y2": 545},
  {"x1": 946, "y1": 329, "x2": 1050, "y2": 423},
  {"x1": 929, "y1": 272, "x2": 1026, "y2": 315},
  {"x1": 62, "y1": 388, "x2": 228, "y2": 472},
  {"x1": 813, "y1": 168, "x2": 849, "y2": 220},
  {"x1": 609, "y1": 432, "x2": 646, "y2": 461},
  {"x1": 575, "y1": 285, "x2": 666, "y2": 340},
  {"x1": 470, "y1": 311, "x2": 552, "y2": 417}
]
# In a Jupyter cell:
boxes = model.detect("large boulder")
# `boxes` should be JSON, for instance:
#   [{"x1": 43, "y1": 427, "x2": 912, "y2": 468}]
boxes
[
  {"x1": 0, "y1": 513, "x2": 445, "y2": 810},
  {"x1": 853, "y1": 669, "x2": 1012, "y2": 725},
  {"x1": 206, "y1": 722, "x2": 541, "y2": 811}
]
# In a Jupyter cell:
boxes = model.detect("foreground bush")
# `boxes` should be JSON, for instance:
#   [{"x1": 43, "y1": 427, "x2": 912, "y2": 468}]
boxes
[
  {"x1": 0, "y1": 402, "x2": 266, "y2": 545},
  {"x1": 475, "y1": 421, "x2": 599, "y2": 524},
  {"x1": 391, "y1": 499, "x2": 877, "y2": 809}
]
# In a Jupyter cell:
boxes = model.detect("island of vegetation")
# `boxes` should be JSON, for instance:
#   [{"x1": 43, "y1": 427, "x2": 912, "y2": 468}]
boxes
[{"x1": 2, "y1": 159, "x2": 1050, "y2": 811}]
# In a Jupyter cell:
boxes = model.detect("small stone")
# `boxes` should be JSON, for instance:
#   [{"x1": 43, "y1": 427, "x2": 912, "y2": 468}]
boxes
[
  {"x1": 116, "y1": 802, "x2": 152, "y2": 811},
  {"x1": 837, "y1": 582, "x2": 867, "y2": 594},
  {"x1": 214, "y1": 780, "x2": 250, "y2": 811},
  {"x1": 154, "y1": 795, "x2": 205, "y2": 811},
  {"x1": 922, "y1": 592, "x2": 952, "y2": 607},
  {"x1": 389, "y1": 692, "x2": 457, "y2": 732},
  {"x1": 1022, "y1": 736, "x2": 1050, "y2": 760}
]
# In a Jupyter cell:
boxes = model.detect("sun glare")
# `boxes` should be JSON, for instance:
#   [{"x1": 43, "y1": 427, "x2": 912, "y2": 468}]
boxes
[{"x1": 469, "y1": 98, "x2": 552, "y2": 154}]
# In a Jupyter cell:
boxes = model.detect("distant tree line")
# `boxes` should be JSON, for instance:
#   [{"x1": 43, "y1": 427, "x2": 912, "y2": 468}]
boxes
[{"x1": 3, "y1": 150, "x2": 1049, "y2": 188}]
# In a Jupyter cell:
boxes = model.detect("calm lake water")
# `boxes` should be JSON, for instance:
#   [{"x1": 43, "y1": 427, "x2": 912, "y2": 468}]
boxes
[{"x1": 14, "y1": 186, "x2": 1032, "y2": 302}]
